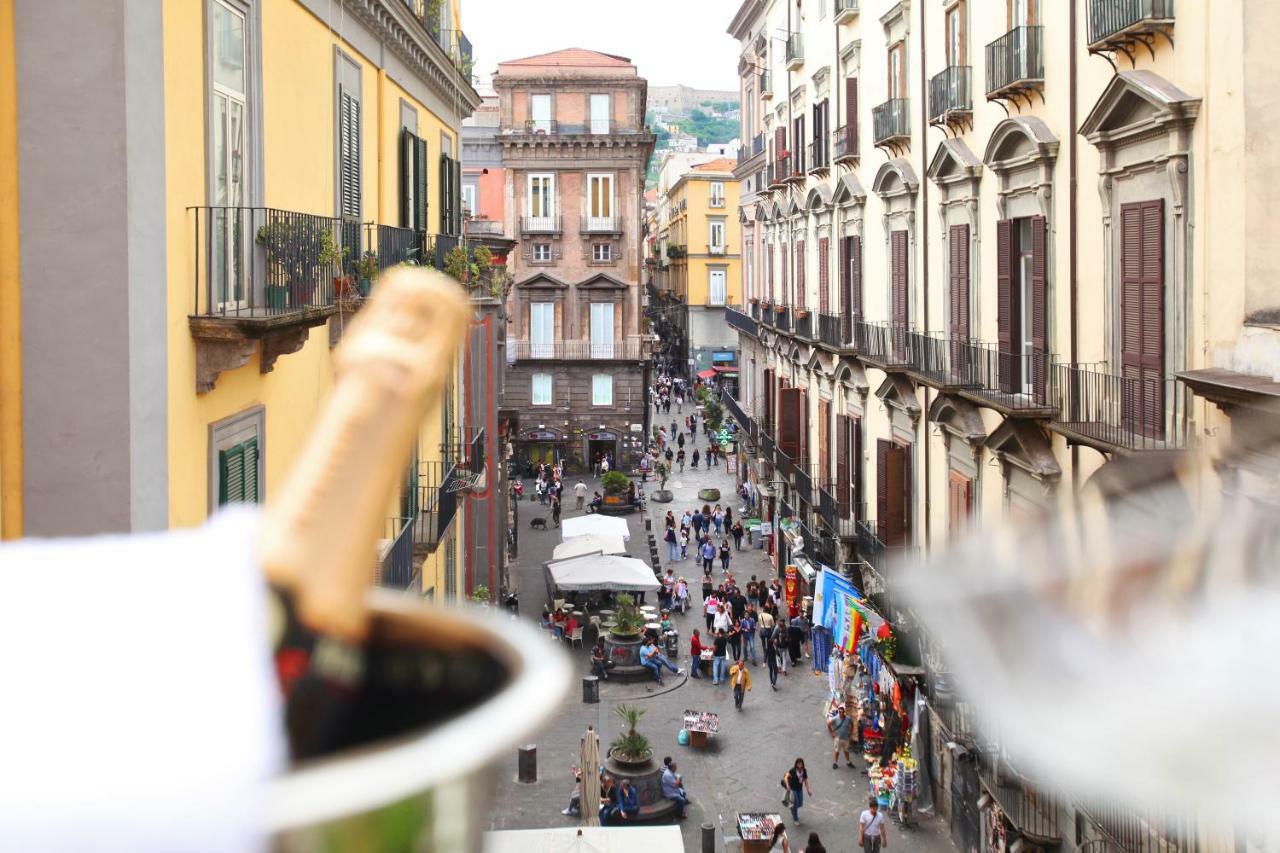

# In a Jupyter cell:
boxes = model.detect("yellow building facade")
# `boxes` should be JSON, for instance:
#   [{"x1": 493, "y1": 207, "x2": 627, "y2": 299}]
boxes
[{"x1": 1, "y1": 0, "x2": 484, "y2": 601}]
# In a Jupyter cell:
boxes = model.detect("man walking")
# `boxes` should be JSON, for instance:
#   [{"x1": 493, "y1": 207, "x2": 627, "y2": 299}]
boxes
[
  {"x1": 700, "y1": 538, "x2": 716, "y2": 575},
  {"x1": 729, "y1": 658, "x2": 752, "y2": 710},
  {"x1": 574, "y1": 480, "x2": 588, "y2": 510},
  {"x1": 858, "y1": 799, "x2": 889, "y2": 853},
  {"x1": 828, "y1": 705, "x2": 856, "y2": 769}
]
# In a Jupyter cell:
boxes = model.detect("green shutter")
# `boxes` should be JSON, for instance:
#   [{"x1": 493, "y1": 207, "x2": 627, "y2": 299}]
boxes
[
  {"x1": 219, "y1": 444, "x2": 246, "y2": 506},
  {"x1": 241, "y1": 437, "x2": 260, "y2": 503},
  {"x1": 439, "y1": 154, "x2": 451, "y2": 235},
  {"x1": 415, "y1": 137, "x2": 428, "y2": 231},
  {"x1": 400, "y1": 129, "x2": 414, "y2": 228},
  {"x1": 339, "y1": 90, "x2": 362, "y2": 218},
  {"x1": 452, "y1": 158, "x2": 463, "y2": 235}
]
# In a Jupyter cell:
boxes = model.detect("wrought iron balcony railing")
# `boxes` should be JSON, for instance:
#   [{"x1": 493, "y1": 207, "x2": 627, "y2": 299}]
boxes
[
  {"x1": 818, "y1": 312, "x2": 843, "y2": 349},
  {"x1": 833, "y1": 125, "x2": 858, "y2": 162},
  {"x1": 509, "y1": 340, "x2": 644, "y2": 361},
  {"x1": 1048, "y1": 362, "x2": 1193, "y2": 452},
  {"x1": 725, "y1": 305, "x2": 758, "y2": 337},
  {"x1": 1089, "y1": 0, "x2": 1175, "y2": 49},
  {"x1": 929, "y1": 66, "x2": 973, "y2": 123},
  {"x1": 949, "y1": 339, "x2": 1056, "y2": 411},
  {"x1": 872, "y1": 99, "x2": 911, "y2": 146},
  {"x1": 785, "y1": 33, "x2": 804, "y2": 68},
  {"x1": 519, "y1": 214, "x2": 562, "y2": 234},
  {"x1": 760, "y1": 71, "x2": 773, "y2": 99},
  {"x1": 858, "y1": 320, "x2": 913, "y2": 368},
  {"x1": 906, "y1": 330, "x2": 982, "y2": 389},
  {"x1": 377, "y1": 516, "x2": 415, "y2": 589},
  {"x1": 986, "y1": 26, "x2": 1045, "y2": 98},
  {"x1": 794, "y1": 311, "x2": 814, "y2": 340},
  {"x1": 412, "y1": 460, "x2": 462, "y2": 552},
  {"x1": 773, "y1": 305, "x2": 792, "y2": 333},
  {"x1": 581, "y1": 214, "x2": 622, "y2": 234},
  {"x1": 808, "y1": 137, "x2": 829, "y2": 171},
  {"x1": 1073, "y1": 798, "x2": 1197, "y2": 853}
]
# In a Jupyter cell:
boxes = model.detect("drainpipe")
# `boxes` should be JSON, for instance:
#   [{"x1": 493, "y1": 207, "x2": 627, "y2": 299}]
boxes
[
  {"x1": 1069, "y1": 0, "x2": 1080, "y2": 491},
  {"x1": 919, "y1": 0, "x2": 931, "y2": 551}
]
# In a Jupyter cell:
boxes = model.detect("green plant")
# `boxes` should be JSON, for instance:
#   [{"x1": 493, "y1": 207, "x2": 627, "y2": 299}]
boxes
[
  {"x1": 601, "y1": 470, "x2": 629, "y2": 494},
  {"x1": 703, "y1": 399, "x2": 724, "y2": 434},
  {"x1": 355, "y1": 250, "x2": 379, "y2": 281},
  {"x1": 444, "y1": 245, "x2": 470, "y2": 282},
  {"x1": 256, "y1": 219, "x2": 333, "y2": 285},
  {"x1": 611, "y1": 593, "x2": 645, "y2": 636},
  {"x1": 471, "y1": 585, "x2": 490, "y2": 603},
  {"x1": 610, "y1": 704, "x2": 651, "y2": 760}
]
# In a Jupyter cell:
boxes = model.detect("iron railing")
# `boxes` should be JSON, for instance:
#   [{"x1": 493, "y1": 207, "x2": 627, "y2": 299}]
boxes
[
  {"x1": 761, "y1": 303, "x2": 776, "y2": 327},
  {"x1": 428, "y1": 233, "x2": 459, "y2": 271},
  {"x1": 808, "y1": 137, "x2": 828, "y2": 171},
  {"x1": 872, "y1": 99, "x2": 911, "y2": 145},
  {"x1": 413, "y1": 460, "x2": 461, "y2": 552},
  {"x1": 774, "y1": 153, "x2": 792, "y2": 183},
  {"x1": 749, "y1": 301, "x2": 761, "y2": 321},
  {"x1": 792, "y1": 463, "x2": 813, "y2": 506},
  {"x1": 508, "y1": 341, "x2": 644, "y2": 361},
  {"x1": 463, "y1": 218, "x2": 504, "y2": 236},
  {"x1": 929, "y1": 66, "x2": 973, "y2": 122},
  {"x1": 1049, "y1": 363, "x2": 1193, "y2": 451},
  {"x1": 859, "y1": 320, "x2": 913, "y2": 367},
  {"x1": 720, "y1": 390, "x2": 753, "y2": 432},
  {"x1": 834, "y1": 0, "x2": 859, "y2": 20},
  {"x1": 725, "y1": 305, "x2": 758, "y2": 337},
  {"x1": 1089, "y1": 0, "x2": 1175, "y2": 47},
  {"x1": 707, "y1": 244, "x2": 728, "y2": 255},
  {"x1": 1074, "y1": 799, "x2": 1198, "y2": 853},
  {"x1": 833, "y1": 125, "x2": 858, "y2": 161},
  {"x1": 774, "y1": 306, "x2": 792, "y2": 333},
  {"x1": 368, "y1": 223, "x2": 426, "y2": 270},
  {"x1": 951, "y1": 339, "x2": 1055, "y2": 410},
  {"x1": 581, "y1": 214, "x2": 621, "y2": 233},
  {"x1": 907, "y1": 330, "x2": 981, "y2": 388},
  {"x1": 986, "y1": 26, "x2": 1045, "y2": 97},
  {"x1": 760, "y1": 71, "x2": 773, "y2": 98},
  {"x1": 519, "y1": 215, "x2": 562, "y2": 234},
  {"x1": 976, "y1": 753, "x2": 1063, "y2": 843},
  {"x1": 794, "y1": 311, "x2": 814, "y2": 340},
  {"x1": 818, "y1": 312, "x2": 844, "y2": 349},
  {"x1": 786, "y1": 33, "x2": 804, "y2": 66},
  {"x1": 378, "y1": 516, "x2": 416, "y2": 589},
  {"x1": 190, "y1": 206, "x2": 345, "y2": 318}
]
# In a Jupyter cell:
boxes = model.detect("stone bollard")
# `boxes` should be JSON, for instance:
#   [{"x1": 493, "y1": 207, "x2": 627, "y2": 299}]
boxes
[
  {"x1": 701, "y1": 822, "x2": 716, "y2": 853},
  {"x1": 582, "y1": 675, "x2": 600, "y2": 704},
  {"x1": 517, "y1": 745, "x2": 537, "y2": 783}
]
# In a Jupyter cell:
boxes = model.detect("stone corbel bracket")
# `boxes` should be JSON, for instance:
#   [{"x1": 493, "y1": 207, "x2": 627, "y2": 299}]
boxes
[{"x1": 189, "y1": 307, "x2": 334, "y2": 393}]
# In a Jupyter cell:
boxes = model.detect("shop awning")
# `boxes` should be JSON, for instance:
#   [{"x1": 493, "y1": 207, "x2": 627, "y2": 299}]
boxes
[
  {"x1": 696, "y1": 368, "x2": 717, "y2": 379},
  {"x1": 545, "y1": 555, "x2": 660, "y2": 593},
  {"x1": 560, "y1": 514, "x2": 630, "y2": 542},
  {"x1": 713, "y1": 365, "x2": 738, "y2": 374},
  {"x1": 552, "y1": 534, "x2": 628, "y2": 561}
]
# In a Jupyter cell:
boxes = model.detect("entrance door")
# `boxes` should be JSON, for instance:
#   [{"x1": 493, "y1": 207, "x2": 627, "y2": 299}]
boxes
[
  {"x1": 588, "y1": 439, "x2": 617, "y2": 470},
  {"x1": 211, "y1": 0, "x2": 249, "y2": 310},
  {"x1": 528, "y1": 443, "x2": 556, "y2": 467}
]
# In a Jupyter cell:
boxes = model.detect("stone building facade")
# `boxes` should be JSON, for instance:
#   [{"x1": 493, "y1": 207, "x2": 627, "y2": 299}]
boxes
[{"x1": 493, "y1": 49, "x2": 656, "y2": 473}]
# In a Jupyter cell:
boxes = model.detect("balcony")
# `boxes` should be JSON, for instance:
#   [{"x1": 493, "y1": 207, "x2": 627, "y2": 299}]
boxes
[
  {"x1": 737, "y1": 133, "x2": 765, "y2": 165},
  {"x1": 412, "y1": 460, "x2": 462, "y2": 553},
  {"x1": 369, "y1": 223, "x2": 427, "y2": 270},
  {"x1": 581, "y1": 214, "x2": 622, "y2": 234},
  {"x1": 833, "y1": 125, "x2": 858, "y2": 163},
  {"x1": 872, "y1": 99, "x2": 911, "y2": 150},
  {"x1": 858, "y1": 320, "x2": 913, "y2": 369},
  {"x1": 377, "y1": 516, "x2": 416, "y2": 589},
  {"x1": 793, "y1": 310, "x2": 814, "y2": 340},
  {"x1": 986, "y1": 26, "x2": 1045, "y2": 103},
  {"x1": 188, "y1": 206, "x2": 348, "y2": 392},
  {"x1": 709, "y1": 194, "x2": 727, "y2": 208},
  {"x1": 948, "y1": 339, "x2": 1056, "y2": 415},
  {"x1": 720, "y1": 389, "x2": 754, "y2": 433},
  {"x1": 773, "y1": 305, "x2": 792, "y2": 333},
  {"x1": 519, "y1": 214, "x2": 562, "y2": 234},
  {"x1": 1074, "y1": 798, "x2": 1197, "y2": 853},
  {"x1": 515, "y1": 119, "x2": 558, "y2": 135},
  {"x1": 928, "y1": 66, "x2": 973, "y2": 130},
  {"x1": 906, "y1": 331, "x2": 982, "y2": 390},
  {"x1": 1088, "y1": 0, "x2": 1175, "y2": 52},
  {"x1": 785, "y1": 33, "x2": 804, "y2": 69},
  {"x1": 509, "y1": 340, "x2": 645, "y2": 361},
  {"x1": 667, "y1": 244, "x2": 687, "y2": 259},
  {"x1": 426, "y1": 233, "x2": 460, "y2": 270},
  {"x1": 760, "y1": 71, "x2": 774, "y2": 100},
  {"x1": 792, "y1": 462, "x2": 813, "y2": 506},
  {"x1": 761, "y1": 303, "x2": 775, "y2": 326},
  {"x1": 725, "y1": 305, "x2": 758, "y2": 338},
  {"x1": 463, "y1": 217, "x2": 504, "y2": 237},
  {"x1": 785, "y1": 150, "x2": 807, "y2": 182},
  {"x1": 1048, "y1": 363, "x2": 1193, "y2": 453},
  {"x1": 807, "y1": 137, "x2": 829, "y2": 172},
  {"x1": 769, "y1": 155, "x2": 789, "y2": 188},
  {"x1": 834, "y1": 0, "x2": 859, "y2": 24},
  {"x1": 707, "y1": 244, "x2": 728, "y2": 256},
  {"x1": 818, "y1": 312, "x2": 844, "y2": 349}
]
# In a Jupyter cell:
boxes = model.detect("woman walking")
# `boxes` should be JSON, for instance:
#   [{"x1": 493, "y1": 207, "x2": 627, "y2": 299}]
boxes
[
  {"x1": 720, "y1": 539, "x2": 732, "y2": 573},
  {"x1": 712, "y1": 505, "x2": 724, "y2": 534},
  {"x1": 765, "y1": 631, "x2": 781, "y2": 689},
  {"x1": 704, "y1": 591, "x2": 720, "y2": 632},
  {"x1": 731, "y1": 520, "x2": 745, "y2": 550},
  {"x1": 781, "y1": 759, "x2": 813, "y2": 825},
  {"x1": 691, "y1": 448, "x2": 700, "y2": 470},
  {"x1": 665, "y1": 525, "x2": 679, "y2": 562}
]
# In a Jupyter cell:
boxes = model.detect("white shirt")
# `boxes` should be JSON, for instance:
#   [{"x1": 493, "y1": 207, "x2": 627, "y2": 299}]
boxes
[
  {"x1": 860, "y1": 809, "x2": 887, "y2": 837},
  {"x1": 713, "y1": 610, "x2": 732, "y2": 632}
]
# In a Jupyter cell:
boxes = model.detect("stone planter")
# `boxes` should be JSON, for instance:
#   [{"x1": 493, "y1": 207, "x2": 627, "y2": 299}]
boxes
[
  {"x1": 602, "y1": 632, "x2": 650, "y2": 682},
  {"x1": 650, "y1": 489, "x2": 673, "y2": 503},
  {"x1": 602, "y1": 749, "x2": 679, "y2": 821},
  {"x1": 697, "y1": 488, "x2": 721, "y2": 502}
]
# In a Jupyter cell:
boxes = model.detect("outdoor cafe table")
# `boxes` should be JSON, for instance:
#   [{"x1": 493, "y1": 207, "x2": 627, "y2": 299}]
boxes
[{"x1": 682, "y1": 709, "x2": 720, "y2": 748}]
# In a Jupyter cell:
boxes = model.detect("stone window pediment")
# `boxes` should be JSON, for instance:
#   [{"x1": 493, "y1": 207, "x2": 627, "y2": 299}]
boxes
[
  {"x1": 874, "y1": 374, "x2": 921, "y2": 417},
  {"x1": 927, "y1": 393, "x2": 986, "y2": 443},
  {"x1": 805, "y1": 184, "x2": 834, "y2": 211},
  {"x1": 1080, "y1": 69, "x2": 1200, "y2": 150},
  {"x1": 986, "y1": 419, "x2": 1060, "y2": 480},
  {"x1": 515, "y1": 272, "x2": 569, "y2": 289},
  {"x1": 983, "y1": 117, "x2": 1059, "y2": 173},
  {"x1": 872, "y1": 157, "x2": 920, "y2": 199},
  {"x1": 579, "y1": 272, "x2": 627, "y2": 289},
  {"x1": 832, "y1": 172, "x2": 867, "y2": 207},
  {"x1": 927, "y1": 138, "x2": 983, "y2": 188}
]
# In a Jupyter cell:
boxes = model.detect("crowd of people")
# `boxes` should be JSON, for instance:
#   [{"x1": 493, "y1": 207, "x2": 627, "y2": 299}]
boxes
[{"x1": 562, "y1": 756, "x2": 691, "y2": 823}]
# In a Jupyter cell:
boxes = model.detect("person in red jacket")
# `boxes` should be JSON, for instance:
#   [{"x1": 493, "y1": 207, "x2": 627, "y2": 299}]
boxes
[{"x1": 689, "y1": 629, "x2": 704, "y2": 680}]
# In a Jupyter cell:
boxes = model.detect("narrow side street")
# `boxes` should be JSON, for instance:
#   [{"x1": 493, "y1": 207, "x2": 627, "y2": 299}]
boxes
[{"x1": 492, "y1": 404, "x2": 957, "y2": 853}]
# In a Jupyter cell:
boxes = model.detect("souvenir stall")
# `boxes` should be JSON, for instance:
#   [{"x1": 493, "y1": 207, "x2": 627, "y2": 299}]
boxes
[
  {"x1": 736, "y1": 813, "x2": 783, "y2": 853},
  {"x1": 680, "y1": 709, "x2": 720, "y2": 749}
]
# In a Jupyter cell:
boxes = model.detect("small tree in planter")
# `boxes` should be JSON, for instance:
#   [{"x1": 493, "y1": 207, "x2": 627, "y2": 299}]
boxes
[
  {"x1": 609, "y1": 593, "x2": 645, "y2": 638},
  {"x1": 610, "y1": 704, "x2": 651, "y2": 763},
  {"x1": 601, "y1": 470, "x2": 630, "y2": 496},
  {"x1": 652, "y1": 460, "x2": 673, "y2": 503}
]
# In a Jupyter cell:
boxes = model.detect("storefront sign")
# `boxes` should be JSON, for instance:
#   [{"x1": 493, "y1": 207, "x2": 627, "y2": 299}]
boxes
[
  {"x1": 712, "y1": 351, "x2": 736, "y2": 362},
  {"x1": 629, "y1": 423, "x2": 643, "y2": 432},
  {"x1": 784, "y1": 565, "x2": 798, "y2": 611},
  {"x1": 586, "y1": 431, "x2": 618, "y2": 441},
  {"x1": 757, "y1": 522, "x2": 773, "y2": 536},
  {"x1": 524, "y1": 430, "x2": 559, "y2": 441}
]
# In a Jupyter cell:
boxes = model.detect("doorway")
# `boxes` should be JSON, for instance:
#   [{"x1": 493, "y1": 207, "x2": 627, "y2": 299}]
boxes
[
  {"x1": 528, "y1": 443, "x2": 556, "y2": 467},
  {"x1": 587, "y1": 438, "x2": 618, "y2": 472}
]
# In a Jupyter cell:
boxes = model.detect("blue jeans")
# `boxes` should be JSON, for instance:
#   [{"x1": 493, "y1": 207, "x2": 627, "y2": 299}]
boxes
[
  {"x1": 743, "y1": 632, "x2": 758, "y2": 664},
  {"x1": 789, "y1": 787, "x2": 804, "y2": 821},
  {"x1": 667, "y1": 790, "x2": 689, "y2": 817},
  {"x1": 712, "y1": 656, "x2": 728, "y2": 684},
  {"x1": 714, "y1": 520, "x2": 723, "y2": 534},
  {"x1": 644, "y1": 654, "x2": 679, "y2": 682},
  {"x1": 667, "y1": 541, "x2": 679, "y2": 561}
]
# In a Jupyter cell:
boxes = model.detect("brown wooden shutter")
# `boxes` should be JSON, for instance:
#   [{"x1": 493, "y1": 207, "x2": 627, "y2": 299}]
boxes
[
  {"x1": 779, "y1": 387, "x2": 801, "y2": 460},
  {"x1": 795, "y1": 240, "x2": 805, "y2": 309},
  {"x1": 949, "y1": 224, "x2": 970, "y2": 338},
  {"x1": 798, "y1": 388, "x2": 809, "y2": 462},
  {"x1": 818, "y1": 400, "x2": 829, "y2": 468},
  {"x1": 836, "y1": 414, "x2": 850, "y2": 518},
  {"x1": 901, "y1": 444, "x2": 912, "y2": 545},
  {"x1": 1030, "y1": 215, "x2": 1048, "y2": 400},
  {"x1": 766, "y1": 245, "x2": 774, "y2": 302},
  {"x1": 1120, "y1": 200, "x2": 1165, "y2": 437},
  {"x1": 876, "y1": 439, "x2": 889, "y2": 536},
  {"x1": 852, "y1": 416, "x2": 863, "y2": 520},
  {"x1": 846, "y1": 77, "x2": 858, "y2": 154},
  {"x1": 996, "y1": 218, "x2": 1018, "y2": 392},
  {"x1": 819, "y1": 237, "x2": 830, "y2": 313},
  {"x1": 852, "y1": 236, "x2": 863, "y2": 319},
  {"x1": 891, "y1": 230, "x2": 908, "y2": 327},
  {"x1": 781, "y1": 239, "x2": 789, "y2": 303}
]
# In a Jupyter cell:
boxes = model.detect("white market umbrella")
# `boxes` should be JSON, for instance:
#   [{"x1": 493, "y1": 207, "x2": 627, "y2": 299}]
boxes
[
  {"x1": 561, "y1": 515, "x2": 630, "y2": 543},
  {"x1": 546, "y1": 556, "x2": 660, "y2": 593},
  {"x1": 580, "y1": 726, "x2": 601, "y2": 827},
  {"x1": 553, "y1": 534, "x2": 628, "y2": 562}
]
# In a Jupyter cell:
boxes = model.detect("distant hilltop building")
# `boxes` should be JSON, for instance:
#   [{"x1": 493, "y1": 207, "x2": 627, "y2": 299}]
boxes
[{"x1": 649, "y1": 84, "x2": 737, "y2": 114}]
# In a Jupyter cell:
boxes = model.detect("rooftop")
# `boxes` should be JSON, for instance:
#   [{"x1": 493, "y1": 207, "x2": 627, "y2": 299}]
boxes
[{"x1": 497, "y1": 47, "x2": 635, "y2": 70}]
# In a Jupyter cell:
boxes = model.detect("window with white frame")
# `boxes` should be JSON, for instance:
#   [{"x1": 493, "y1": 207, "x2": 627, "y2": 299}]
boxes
[
  {"x1": 710, "y1": 181, "x2": 725, "y2": 207},
  {"x1": 532, "y1": 242, "x2": 552, "y2": 262},
  {"x1": 527, "y1": 173, "x2": 555, "y2": 228},
  {"x1": 586, "y1": 173, "x2": 614, "y2": 230},
  {"x1": 590, "y1": 302, "x2": 615, "y2": 358},
  {"x1": 530, "y1": 301, "x2": 554, "y2": 358},
  {"x1": 461, "y1": 183, "x2": 477, "y2": 218},
  {"x1": 531, "y1": 373, "x2": 553, "y2": 405},
  {"x1": 590, "y1": 94, "x2": 611, "y2": 134},
  {"x1": 709, "y1": 269, "x2": 727, "y2": 305},
  {"x1": 530, "y1": 94, "x2": 552, "y2": 132},
  {"x1": 592, "y1": 243, "x2": 612, "y2": 262},
  {"x1": 592, "y1": 374, "x2": 614, "y2": 406},
  {"x1": 709, "y1": 219, "x2": 726, "y2": 252},
  {"x1": 210, "y1": 0, "x2": 252, "y2": 308}
]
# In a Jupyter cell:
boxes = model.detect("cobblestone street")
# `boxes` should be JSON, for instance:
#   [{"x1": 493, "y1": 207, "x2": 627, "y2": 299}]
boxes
[{"x1": 492, "y1": 410, "x2": 958, "y2": 853}]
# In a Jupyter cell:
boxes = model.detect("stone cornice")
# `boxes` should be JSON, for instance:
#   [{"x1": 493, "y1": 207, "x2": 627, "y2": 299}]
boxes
[{"x1": 346, "y1": 0, "x2": 481, "y2": 115}]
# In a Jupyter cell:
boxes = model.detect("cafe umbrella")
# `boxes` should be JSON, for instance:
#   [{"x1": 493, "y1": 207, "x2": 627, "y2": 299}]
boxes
[{"x1": 580, "y1": 726, "x2": 601, "y2": 827}]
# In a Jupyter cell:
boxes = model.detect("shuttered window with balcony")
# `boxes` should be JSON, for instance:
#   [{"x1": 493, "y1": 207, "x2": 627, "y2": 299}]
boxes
[
  {"x1": 400, "y1": 129, "x2": 428, "y2": 230},
  {"x1": 891, "y1": 229, "x2": 909, "y2": 327},
  {"x1": 996, "y1": 216, "x2": 1047, "y2": 395},
  {"x1": 876, "y1": 439, "x2": 910, "y2": 546},
  {"x1": 818, "y1": 237, "x2": 830, "y2": 313},
  {"x1": 218, "y1": 437, "x2": 260, "y2": 506},
  {"x1": 949, "y1": 224, "x2": 970, "y2": 338},
  {"x1": 440, "y1": 154, "x2": 462, "y2": 236},
  {"x1": 339, "y1": 88, "x2": 361, "y2": 219},
  {"x1": 778, "y1": 387, "x2": 807, "y2": 461},
  {"x1": 845, "y1": 77, "x2": 858, "y2": 152},
  {"x1": 795, "y1": 240, "x2": 806, "y2": 309},
  {"x1": 1120, "y1": 199, "x2": 1165, "y2": 435}
]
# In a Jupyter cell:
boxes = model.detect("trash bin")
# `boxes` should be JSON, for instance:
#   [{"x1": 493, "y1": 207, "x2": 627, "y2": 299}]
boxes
[
  {"x1": 582, "y1": 675, "x2": 600, "y2": 704},
  {"x1": 664, "y1": 630, "x2": 679, "y2": 659}
]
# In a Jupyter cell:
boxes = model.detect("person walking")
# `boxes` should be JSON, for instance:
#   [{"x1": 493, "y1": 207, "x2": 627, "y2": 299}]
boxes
[
  {"x1": 665, "y1": 526, "x2": 679, "y2": 563},
  {"x1": 858, "y1": 799, "x2": 890, "y2": 853},
  {"x1": 720, "y1": 539, "x2": 732, "y2": 573},
  {"x1": 551, "y1": 495, "x2": 562, "y2": 528},
  {"x1": 688, "y1": 629, "x2": 703, "y2": 679},
  {"x1": 729, "y1": 658, "x2": 753, "y2": 710},
  {"x1": 712, "y1": 505, "x2": 724, "y2": 534},
  {"x1": 731, "y1": 519, "x2": 745, "y2": 550},
  {"x1": 574, "y1": 480, "x2": 588, "y2": 509},
  {"x1": 769, "y1": 824, "x2": 792, "y2": 853},
  {"x1": 765, "y1": 631, "x2": 781, "y2": 689},
  {"x1": 700, "y1": 538, "x2": 716, "y2": 574},
  {"x1": 691, "y1": 448, "x2": 700, "y2": 470},
  {"x1": 677, "y1": 432, "x2": 685, "y2": 450},
  {"x1": 828, "y1": 705, "x2": 856, "y2": 769},
  {"x1": 788, "y1": 612, "x2": 805, "y2": 665},
  {"x1": 680, "y1": 527, "x2": 690, "y2": 560},
  {"x1": 740, "y1": 609, "x2": 758, "y2": 665},
  {"x1": 726, "y1": 611, "x2": 742, "y2": 660},
  {"x1": 803, "y1": 832, "x2": 827, "y2": 853},
  {"x1": 704, "y1": 592, "x2": 720, "y2": 632},
  {"x1": 676, "y1": 448, "x2": 685, "y2": 471},
  {"x1": 711, "y1": 629, "x2": 729, "y2": 684},
  {"x1": 781, "y1": 759, "x2": 812, "y2": 825}
]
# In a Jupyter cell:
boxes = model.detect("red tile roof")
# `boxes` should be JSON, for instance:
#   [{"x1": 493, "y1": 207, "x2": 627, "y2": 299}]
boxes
[
  {"x1": 693, "y1": 158, "x2": 736, "y2": 172},
  {"x1": 499, "y1": 48, "x2": 633, "y2": 69}
]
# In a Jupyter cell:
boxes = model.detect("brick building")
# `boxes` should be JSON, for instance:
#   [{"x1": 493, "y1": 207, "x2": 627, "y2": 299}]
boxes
[{"x1": 493, "y1": 49, "x2": 657, "y2": 472}]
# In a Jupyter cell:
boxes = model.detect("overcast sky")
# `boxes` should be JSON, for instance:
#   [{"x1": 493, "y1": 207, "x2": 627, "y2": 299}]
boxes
[{"x1": 465, "y1": 0, "x2": 741, "y2": 94}]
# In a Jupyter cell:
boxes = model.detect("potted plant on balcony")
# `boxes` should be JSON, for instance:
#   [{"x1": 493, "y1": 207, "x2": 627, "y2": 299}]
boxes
[
  {"x1": 257, "y1": 219, "x2": 327, "y2": 310},
  {"x1": 324, "y1": 233, "x2": 351, "y2": 302},
  {"x1": 355, "y1": 251, "x2": 378, "y2": 297}
]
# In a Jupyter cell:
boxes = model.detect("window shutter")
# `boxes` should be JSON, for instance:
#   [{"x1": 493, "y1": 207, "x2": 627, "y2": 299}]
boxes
[
  {"x1": 836, "y1": 414, "x2": 850, "y2": 518},
  {"x1": 891, "y1": 230, "x2": 908, "y2": 327},
  {"x1": 818, "y1": 237, "x2": 830, "y2": 313},
  {"x1": 400, "y1": 129, "x2": 414, "y2": 228},
  {"x1": 779, "y1": 387, "x2": 800, "y2": 460},
  {"x1": 781, "y1": 239, "x2": 789, "y2": 302},
  {"x1": 764, "y1": 368, "x2": 775, "y2": 432},
  {"x1": 1121, "y1": 200, "x2": 1165, "y2": 437},
  {"x1": 876, "y1": 439, "x2": 889, "y2": 535},
  {"x1": 415, "y1": 137, "x2": 429, "y2": 231},
  {"x1": 901, "y1": 443, "x2": 912, "y2": 545},
  {"x1": 775, "y1": 126, "x2": 787, "y2": 160},
  {"x1": 339, "y1": 90, "x2": 362, "y2": 219},
  {"x1": 798, "y1": 388, "x2": 809, "y2": 462},
  {"x1": 881, "y1": 442, "x2": 907, "y2": 546},
  {"x1": 996, "y1": 218, "x2": 1017, "y2": 393},
  {"x1": 852, "y1": 416, "x2": 863, "y2": 520},
  {"x1": 241, "y1": 437, "x2": 260, "y2": 503},
  {"x1": 218, "y1": 443, "x2": 246, "y2": 506},
  {"x1": 845, "y1": 77, "x2": 858, "y2": 154},
  {"x1": 818, "y1": 399, "x2": 830, "y2": 476},
  {"x1": 795, "y1": 240, "x2": 805, "y2": 309},
  {"x1": 950, "y1": 224, "x2": 970, "y2": 338},
  {"x1": 453, "y1": 158, "x2": 464, "y2": 235},
  {"x1": 766, "y1": 245, "x2": 774, "y2": 301},
  {"x1": 1030, "y1": 215, "x2": 1048, "y2": 400},
  {"x1": 439, "y1": 155, "x2": 452, "y2": 235},
  {"x1": 852, "y1": 235, "x2": 863, "y2": 319}
]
